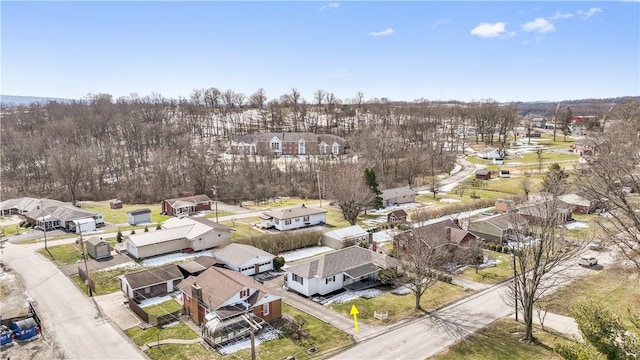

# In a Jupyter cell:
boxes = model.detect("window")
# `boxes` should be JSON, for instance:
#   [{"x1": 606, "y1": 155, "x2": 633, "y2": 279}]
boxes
[
  {"x1": 250, "y1": 144, "x2": 256, "y2": 154},
  {"x1": 145, "y1": 287, "x2": 150, "y2": 294},
  {"x1": 263, "y1": 303, "x2": 270, "y2": 316},
  {"x1": 285, "y1": 219, "x2": 291, "y2": 225},
  {"x1": 295, "y1": 217, "x2": 300, "y2": 222},
  {"x1": 239, "y1": 289, "x2": 250, "y2": 298},
  {"x1": 238, "y1": 144, "x2": 244, "y2": 153},
  {"x1": 271, "y1": 141, "x2": 280, "y2": 151},
  {"x1": 292, "y1": 273, "x2": 304, "y2": 285},
  {"x1": 303, "y1": 216, "x2": 309, "y2": 222},
  {"x1": 332, "y1": 143, "x2": 339, "y2": 154},
  {"x1": 298, "y1": 140, "x2": 306, "y2": 155},
  {"x1": 325, "y1": 275, "x2": 336, "y2": 284}
]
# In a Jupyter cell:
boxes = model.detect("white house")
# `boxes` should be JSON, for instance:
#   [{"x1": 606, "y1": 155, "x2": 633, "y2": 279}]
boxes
[
  {"x1": 71, "y1": 218, "x2": 96, "y2": 234},
  {"x1": 284, "y1": 246, "x2": 395, "y2": 297},
  {"x1": 322, "y1": 225, "x2": 370, "y2": 250},
  {"x1": 258, "y1": 205, "x2": 327, "y2": 231},
  {"x1": 127, "y1": 208, "x2": 152, "y2": 225},
  {"x1": 120, "y1": 264, "x2": 184, "y2": 302},
  {"x1": 125, "y1": 217, "x2": 232, "y2": 259},
  {"x1": 476, "y1": 147, "x2": 503, "y2": 160},
  {"x1": 213, "y1": 243, "x2": 275, "y2": 276}
]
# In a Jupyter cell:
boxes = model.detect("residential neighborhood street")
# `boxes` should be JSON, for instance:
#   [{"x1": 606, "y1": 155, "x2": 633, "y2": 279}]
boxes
[{"x1": 2, "y1": 241, "x2": 147, "y2": 359}]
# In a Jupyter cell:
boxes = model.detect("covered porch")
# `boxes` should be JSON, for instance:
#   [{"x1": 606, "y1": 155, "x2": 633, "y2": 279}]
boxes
[{"x1": 343, "y1": 263, "x2": 382, "y2": 291}]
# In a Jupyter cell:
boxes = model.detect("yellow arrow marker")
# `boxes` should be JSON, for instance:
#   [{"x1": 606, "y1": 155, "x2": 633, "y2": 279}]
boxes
[{"x1": 350, "y1": 304, "x2": 360, "y2": 333}]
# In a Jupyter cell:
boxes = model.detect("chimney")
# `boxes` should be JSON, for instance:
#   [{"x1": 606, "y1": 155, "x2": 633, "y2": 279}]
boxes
[{"x1": 446, "y1": 227, "x2": 452, "y2": 242}]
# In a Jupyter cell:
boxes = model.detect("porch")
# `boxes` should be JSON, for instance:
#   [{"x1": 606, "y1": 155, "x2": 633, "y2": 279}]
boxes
[{"x1": 343, "y1": 263, "x2": 382, "y2": 291}]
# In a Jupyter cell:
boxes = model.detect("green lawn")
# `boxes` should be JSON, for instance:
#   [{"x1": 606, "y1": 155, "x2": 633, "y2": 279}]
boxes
[
  {"x1": 38, "y1": 243, "x2": 84, "y2": 265},
  {"x1": 324, "y1": 207, "x2": 352, "y2": 228},
  {"x1": 71, "y1": 267, "x2": 142, "y2": 295},
  {"x1": 461, "y1": 251, "x2": 515, "y2": 284},
  {"x1": 201, "y1": 210, "x2": 234, "y2": 219},
  {"x1": 126, "y1": 322, "x2": 199, "y2": 346},
  {"x1": 242, "y1": 198, "x2": 321, "y2": 210},
  {"x1": 145, "y1": 343, "x2": 212, "y2": 360},
  {"x1": 541, "y1": 268, "x2": 640, "y2": 326},
  {"x1": 80, "y1": 201, "x2": 169, "y2": 224},
  {"x1": 431, "y1": 318, "x2": 564, "y2": 360},
  {"x1": 221, "y1": 217, "x2": 264, "y2": 240},
  {"x1": 328, "y1": 282, "x2": 472, "y2": 324},
  {"x1": 143, "y1": 300, "x2": 182, "y2": 317}
]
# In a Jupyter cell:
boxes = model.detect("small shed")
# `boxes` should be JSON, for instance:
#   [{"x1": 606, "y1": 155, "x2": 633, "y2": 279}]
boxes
[
  {"x1": 110, "y1": 199, "x2": 124, "y2": 209},
  {"x1": 475, "y1": 169, "x2": 492, "y2": 180},
  {"x1": 11, "y1": 318, "x2": 38, "y2": 341},
  {"x1": 127, "y1": 208, "x2": 152, "y2": 225},
  {"x1": 72, "y1": 218, "x2": 96, "y2": 234},
  {"x1": 86, "y1": 236, "x2": 111, "y2": 260},
  {"x1": 387, "y1": 209, "x2": 408, "y2": 223},
  {"x1": 499, "y1": 169, "x2": 510, "y2": 178}
]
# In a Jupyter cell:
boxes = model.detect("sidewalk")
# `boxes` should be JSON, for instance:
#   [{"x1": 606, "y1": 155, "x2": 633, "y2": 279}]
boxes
[{"x1": 511, "y1": 311, "x2": 582, "y2": 341}]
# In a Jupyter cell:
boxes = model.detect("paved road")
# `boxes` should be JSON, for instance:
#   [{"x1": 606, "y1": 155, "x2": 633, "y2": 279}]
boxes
[
  {"x1": 2, "y1": 241, "x2": 147, "y2": 359},
  {"x1": 330, "y1": 249, "x2": 612, "y2": 360}
]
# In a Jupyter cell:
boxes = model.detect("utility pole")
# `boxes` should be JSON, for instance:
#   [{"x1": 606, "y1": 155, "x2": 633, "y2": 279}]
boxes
[
  {"x1": 40, "y1": 199, "x2": 48, "y2": 251},
  {"x1": 212, "y1": 187, "x2": 219, "y2": 223},
  {"x1": 243, "y1": 314, "x2": 262, "y2": 360},
  {"x1": 511, "y1": 253, "x2": 518, "y2": 321},
  {"x1": 316, "y1": 170, "x2": 322, "y2": 208},
  {"x1": 79, "y1": 229, "x2": 93, "y2": 297}
]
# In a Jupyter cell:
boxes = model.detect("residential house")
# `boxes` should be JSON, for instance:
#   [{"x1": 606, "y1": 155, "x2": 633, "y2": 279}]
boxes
[
  {"x1": 558, "y1": 193, "x2": 600, "y2": 214},
  {"x1": 494, "y1": 199, "x2": 515, "y2": 213},
  {"x1": 127, "y1": 208, "x2": 152, "y2": 225},
  {"x1": 120, "y1": 264, "x2": 184, "y2": 302},
  {"x1": 467, "y1": 213, "x2": 528, "y2": 244},
  {"x1": 177, "y1": 266, "x2": 282, "y2": 325},
  {"x1": 230, "y1": 132, "x2": 347, "y2": 156},
  {"x1": 125, "y1": 217, "x2": 232, "y2": 259},
  {"x1": 387, "y1": 209, "x2": 408, "y2": 223},
  {"x1": 284, "y1": 246, "x2": 396, "y2": 297},
  {"x1": 475, "y1": 169, "x2": 492, "y2": 180},
  {"x1": 394, "y1": 219, "x2": 479, "y2": 254},
  {"x1": 531, "y1": 117, "x2": 547, "y2": 128},
  {"x1": 85, "y1": 236, "x2": 111, "y2": 260},
  {"x1": 258, "y1": 205, "x2": 327, "y2": 231},
  {"x1": 161, "y1": 195, "x2": 212, "y2": 217},
  {"x1": 380, "y1": 186, "x2": 417, "y2": 208},
  {"x1": 177, "y1": 255, "x2": 222, "y2": 278},
  {"x1": 2, "y1": 197, "x2": 104, "y2": 231},
  {"x1": 322, "y1": 225, "x2": 370, "y2": 250},
  {"x1": 476, "y1": 147, "x2": 503, "y2": 160},
  {"x1": 516, "y1": 201, "x2": 573, "y2": 225},
  {"x1": 571, "y1": 138, "x2": 598, "y2": 156},
  {"x1": 213, "y1": 243, "x2": 275, "y2": 275}
]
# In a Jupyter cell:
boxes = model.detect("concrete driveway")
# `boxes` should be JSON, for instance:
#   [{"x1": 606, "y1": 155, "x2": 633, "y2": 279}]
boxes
[{"x1": 94, "y1": 292, "x2": 141, "y2": 330}]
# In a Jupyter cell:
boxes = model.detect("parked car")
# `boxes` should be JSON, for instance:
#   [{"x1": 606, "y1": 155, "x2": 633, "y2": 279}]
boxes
[
  {"x1": 588, "y1": 240, "x2": 603, "y2": 250},
  {"x1": 579, "y1": 255, "x2": 598, "y2": 267}
]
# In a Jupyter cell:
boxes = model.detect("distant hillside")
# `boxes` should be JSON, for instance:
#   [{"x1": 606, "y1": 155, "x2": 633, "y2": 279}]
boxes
[{"x1": 1, "y1": 95, "x2": 74, "y2": 106}]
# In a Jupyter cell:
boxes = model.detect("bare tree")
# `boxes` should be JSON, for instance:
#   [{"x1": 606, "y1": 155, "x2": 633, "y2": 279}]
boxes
[
  {"x1": 249, "y1": 88, "x2": 267, "y2": 109},
  {"x1": 326, "y1": 164, "x2": 375, "y2": 225},
  {"x1": 50, "y1": 144, "x2": 94, "y2": 205}
]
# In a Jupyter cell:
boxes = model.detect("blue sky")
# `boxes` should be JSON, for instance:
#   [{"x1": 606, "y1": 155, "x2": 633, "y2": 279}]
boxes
[{"x1": 2, "y1": 1, "x2": 639, "y2": 102}]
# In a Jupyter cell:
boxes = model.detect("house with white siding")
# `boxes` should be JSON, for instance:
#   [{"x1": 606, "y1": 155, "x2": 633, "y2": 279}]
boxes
[
  {"x1": 322, "y1": 225, "x2": 370, "y2": 249},
  {"x1": 213, "y1": 243, "x2": 275, "y2": 276},
  {"x1": 284, "y1": 246, "x2": 396, "y2": 297},
  {"x1": 258, "y1": 205, "x2": 327, "y2": 231}
]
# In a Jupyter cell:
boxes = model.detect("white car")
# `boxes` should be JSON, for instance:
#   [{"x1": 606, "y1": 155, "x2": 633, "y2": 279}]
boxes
[
  {"x1": 588, "y1": 240, "x2": 603, "y2": 250},
  {"x1": 579, "y1": 255, "x2": 598, "y2": 267}
]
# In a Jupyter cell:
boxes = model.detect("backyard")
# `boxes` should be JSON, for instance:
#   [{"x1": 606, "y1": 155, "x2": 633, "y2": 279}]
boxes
[
  {"x1": 80, "y1": 201, "x2": 170, "y2": 224},
  {"x1": 460, "y1": 250, "x2": 515, "y2": 284}
]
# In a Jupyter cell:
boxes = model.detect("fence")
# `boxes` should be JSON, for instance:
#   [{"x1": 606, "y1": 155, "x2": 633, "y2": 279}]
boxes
[
  {"x1": 128, "y1": 300, "x2": 180, "y2": 326},
  {"x1": 374, "y1": 311, "x2": 388, "y2": 320},
  {"x1": 77, "y1": 266, "x2": 96, "y2": 293}
]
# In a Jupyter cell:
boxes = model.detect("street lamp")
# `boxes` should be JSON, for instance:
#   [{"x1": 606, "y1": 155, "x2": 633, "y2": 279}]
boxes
[
  {"x1": 211, "y1": 187, "x2": 219, "y2": 223},
  {"x1": 511, "y1": 252, "x2": 518, "y2": 321}
]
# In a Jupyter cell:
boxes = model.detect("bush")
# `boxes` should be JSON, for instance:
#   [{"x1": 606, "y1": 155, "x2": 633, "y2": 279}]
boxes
[
  {"x1": 496, "y1": 245, "x2": 503, "y2": 253},
  {"x1": 489, "y1": 244, "x2": 497, "y2": 251},
  {"x1": 116, "y1": 230, "x2": 123, "y2": 243},
  {"x1": 156, "y1": 223, "x2": 162, "y2": 230},
  {"x1": 273, "y1": 256, "x2": 285, "y2": 270},
  {"x1": 237, "y1": 231, "x2": 322, "y2": 254},
  {"x1": 130, "y1": 229, "x2": 136, "y2": 235},
  {"x1": 144, "y1": 226, "x2": 149, "y2": 233}
]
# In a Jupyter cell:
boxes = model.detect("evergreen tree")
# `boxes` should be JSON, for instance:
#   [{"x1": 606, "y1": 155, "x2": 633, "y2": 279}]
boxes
[
  {"x1": 364, "y1": 168, "x2": 383, "y2": 209},
  {"x1": 116, "y1": 229, "x2": 123, "y2": 243},
  {"x1": 541, "y1": 163, "x2": 570, "y2": 195}
]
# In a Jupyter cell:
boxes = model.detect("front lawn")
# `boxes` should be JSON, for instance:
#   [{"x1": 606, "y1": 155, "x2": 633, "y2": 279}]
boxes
[
  {"x1": 461, "y1": 251, "x2": 515, "y2": 284},
  {"x1": 430, "y1": 318, "x2": 564, "y2": 360},
  {"x1": 38, "y1": 243, "x2": 84, "y2": 265},
  {"x1": 328, "y1": 282, "x2": 472, "y2": 324},
  {"x1": 221, "y1": 217, "x2": 264, "y2": 240},
  {"x1": 145, "y1": 343, "x2": 212, "y2": 360},
  {"x1": 143, "y1": 299, "x2": 182, "y2": 317},
  {"x1": 126, "y1": 322, "x2": 199, "y2": 346},
  {"x1": 541, "y1": 268, "x2": 640, "y2": 326},
  {"x1": 201, "y1": 210, "x2": 234, "y2": 219},
  {"x1": 71, "y1": 267, "x2": 141, "y2": 295},
  {"x1": 80, "y1": 202, "x2": 170, "y2": 225}
]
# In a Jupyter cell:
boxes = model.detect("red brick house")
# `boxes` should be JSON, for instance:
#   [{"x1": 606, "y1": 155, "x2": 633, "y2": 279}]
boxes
[
  {"x1": 394, "y1": 219, "x2": 479, "y2": 253},
  {"x1": 161, "y1": 194, "x2": 212, "y2": 217},
  {"x1": 571, "y1": 138, "x2": 598, "y2": 156},
  {"x1": 177, "y1": 266, "x2": 282, "y2": 325}
]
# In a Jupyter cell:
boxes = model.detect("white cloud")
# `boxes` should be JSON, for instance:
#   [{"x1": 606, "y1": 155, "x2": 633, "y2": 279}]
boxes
[
  {"x1": 431, "y1": 19, "x2": 447, "y2": 29},
  {"x1": 319, "y1": 2, "x2": 340, "y2": 11},
  {"x1": 370, "y1": 28, "x2": 394, "y2": 36},
  {"x1": 470, "y1": 22, "x2": 512, "y2": 38},
  {"x1": 521, "y1": 18, "x2": 555, "y2": 33},
  {"x1": 577, "y1": 7, "x2": 602, "y2": 18},
  {"x1": 549, "y1": 11, "x2": 574, "y2": 20}
]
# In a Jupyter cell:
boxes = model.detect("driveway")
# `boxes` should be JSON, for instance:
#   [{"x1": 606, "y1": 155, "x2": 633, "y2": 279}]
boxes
[{"x1": 94, "y1": 292, "x2": 141, "y2": 330}]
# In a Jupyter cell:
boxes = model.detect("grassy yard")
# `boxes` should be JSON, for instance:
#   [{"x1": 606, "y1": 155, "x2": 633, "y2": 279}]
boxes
[
  {"x1": 461, "y1": 251, "x2": 515, "y2": 284},
  {"x1": 431, "y1": 318, "x2": 565, "y2": 360},
  {"x1": 324, "y1": 207, "x2": 352, "y2": 228},
  {"x1": 328, "y1": 282, "x2": 472, "y2": 324},
  {"x1": 220, "y1": 217, "x2": 264, "y2": 240},
  {"x1": 242, "y1": 198, "x2": 321, "y2": 210},
  {"x1": 126, "y1": 322, "x2": 199, "y2": 346},
  {"x1": 80, "y1": 201, "x2": 170, "y2": 224},
  {"x1": 201, "y1": 210, "x2": 234, "y2": 219},
  {"x1": 541, "y1": 268, "x2": 640, "y2": 326},
  {"x1": 143, "y1": 299, "x2": 182, "y2": 317},
  {"x1": 38, "y1": 243, "x2": 84, "y2": 265},
  {"x1": 71, "y1": 267, "x2": 141, "y2": 295},
  {"x1": 145, "y1": 343, "x2": 212, "y2": 360}
]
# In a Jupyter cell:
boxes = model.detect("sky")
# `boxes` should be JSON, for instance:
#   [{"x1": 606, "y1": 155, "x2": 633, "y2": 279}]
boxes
[{"x1": 1, "y1": 1, "x2": 639, "y2": 103}]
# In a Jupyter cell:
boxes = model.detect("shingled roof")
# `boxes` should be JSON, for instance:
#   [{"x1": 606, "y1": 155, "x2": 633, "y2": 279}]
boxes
[
  {"x1": 286, "y1": 246, "x2": 394, "y2": 279},
  {"x1": 123, "y1": 264, "x2": 183, "y2": 290}
]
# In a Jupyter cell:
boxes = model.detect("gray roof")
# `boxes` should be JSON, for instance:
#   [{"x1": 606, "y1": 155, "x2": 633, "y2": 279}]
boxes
[
  {"x1": 286, "y1": 246, "x2": 393, "y2": 279},
  {"x1": 263, "y1": 206, "x2": 327, "y2": 220},
  {"x1": 476, "y1": 169, "x2": 491, "y2": 176},
  {"x1": 177, "y1": 261, "x2": 207, "y2": 275},
  {"x1": 163, "y1": 194, "x2": 211, "y2": 207},
  {"x1": 86, "y1": 236, "x2": 106, "y2": 246},
  {"x1": 323, "y1": 225, "x2": 368, "y2": 241},
  {"x1": 474, "y1": 213, "x2": 527, "y2": 230},
  {"x1": 234, "y1": 132, "x2": 346, "y2": 145},
  {"x1": 573, "y1": 138, "x2": 597, "y2": 147},
  {"x1": 123, "y1": 264, "x2": 183, "y2": 290},
  {"x1": 213, "y1": 243, "x2": 274, "y2": 266},
  {"x1": 128, "y1": 208, "x2": 151, "y2": 216},
  {"x1": 381, "y1": 186, "x2": 417, "y2": 201}
]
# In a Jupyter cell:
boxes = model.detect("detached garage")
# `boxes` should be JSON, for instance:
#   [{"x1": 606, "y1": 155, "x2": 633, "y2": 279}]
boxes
[
  {"x1": 71, "y1": 218, "x2": 96, "y2": 234},
  {"x1": 127, "y1": 208, "x2": 152, "y2": 225},
  {"x1": 125, "y1": 227, "x2": 190, "y2": 259}
]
